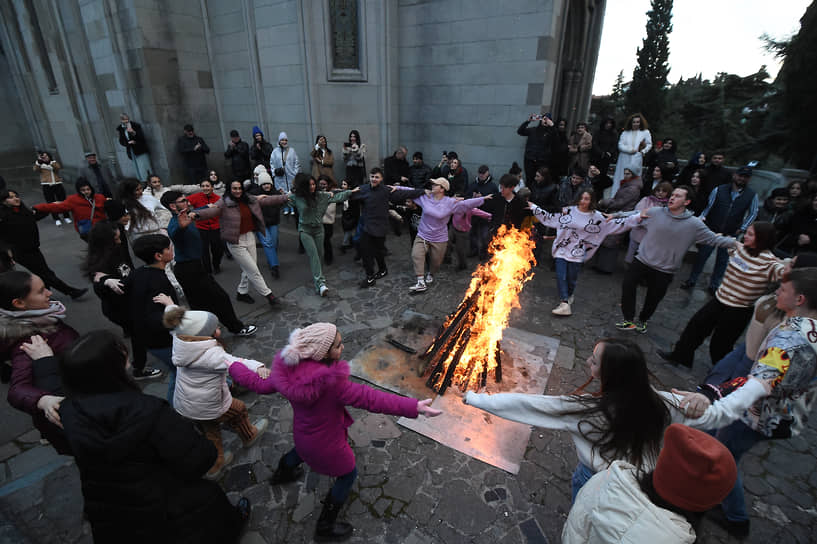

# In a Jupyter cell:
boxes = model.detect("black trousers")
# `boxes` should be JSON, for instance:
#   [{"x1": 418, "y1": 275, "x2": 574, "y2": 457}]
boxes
[
  {"x1": 13, "y1": 248, "x2": 75, "y2": 294},
  {"x1": 198, "y1": 228, "x2": 223, "y2": 273},
  {"x1": 173, "y1": 259, "x2": 244, "y2": 333},
  {"x1": 360, "y1": 231, "x2": 386, "y2": 277},
  {"x1": 41, "y1": 184, "x2": 69, "y2": 220},
  {"x1": 670, "y1": 297, "x2": 754, "y2": 366},
  {"x1": 323, "y1": 223, "x2": 334, "y2": 265},
  {"x1": 621, "y1": 259, "x2": 674, "y2": 323}
]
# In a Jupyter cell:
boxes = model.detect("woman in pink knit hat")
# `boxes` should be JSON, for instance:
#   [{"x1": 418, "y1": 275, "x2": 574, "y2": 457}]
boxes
[{"x1": 228, "y1": 322, "x2": 441, "y2": 542}]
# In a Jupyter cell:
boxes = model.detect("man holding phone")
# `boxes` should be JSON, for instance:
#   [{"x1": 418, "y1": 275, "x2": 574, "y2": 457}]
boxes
[{"x1": 517, "y1": 112, "x2": 557, "y2": 186}]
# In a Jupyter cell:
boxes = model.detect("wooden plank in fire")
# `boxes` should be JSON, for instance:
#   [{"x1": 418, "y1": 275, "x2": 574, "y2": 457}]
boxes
[
  {"x1": 419, "y1": 288, "x2": 479, "y2": 361},
  {"x1": 438, "y1": 330, "x2": 471, "y2": 395}
]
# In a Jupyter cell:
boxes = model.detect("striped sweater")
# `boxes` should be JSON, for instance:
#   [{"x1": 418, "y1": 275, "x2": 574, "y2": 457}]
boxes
[{"x1": 716, "y1": 243, "x2": 786, "y2": 308}]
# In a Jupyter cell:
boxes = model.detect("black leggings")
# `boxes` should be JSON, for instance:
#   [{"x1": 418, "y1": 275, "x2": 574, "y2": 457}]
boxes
[
  {"x1": 198, "y1": 228, "x2": 223, "y2": 273},
  {"x1": 173, "y1": 259, "x2": 244, "y2": 333},
  {"x1": 670, "y1": 297, "x2": 754, "y2": 366},
  {"x1": 13, "y1": 248, "x2": 76, "y2": 295},
  {"x1": 323, "y1": 223, "x2": 334, "y2": 265},
  {"x1": 41, "y1": 184, "x2": 69, "y2": 220}
]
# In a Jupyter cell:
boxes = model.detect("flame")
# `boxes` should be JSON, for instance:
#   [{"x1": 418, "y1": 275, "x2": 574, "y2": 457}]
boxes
[{"x1": 427, "y1": 226, "x2": 536, "y2": 392}]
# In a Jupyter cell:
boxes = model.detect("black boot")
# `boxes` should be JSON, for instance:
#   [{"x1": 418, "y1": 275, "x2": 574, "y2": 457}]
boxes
[
  {"x1": 270, "y1": 455, "x2": 304, "y2": 485},
  {"x1": 314, "y1": 493, "x2": 353, "y2": 542}
]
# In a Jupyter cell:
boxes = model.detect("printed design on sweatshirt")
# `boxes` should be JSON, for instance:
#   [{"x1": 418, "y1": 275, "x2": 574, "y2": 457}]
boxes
[
  {"x1": 555, "y1": 230, "x2": 580, "y2": 251},
  {"x1": 558, "y1": 209, "x2": 573, "y2": 224},
  {"x1": 571, "y1": 239, "x2": 598, "y2": 258},
  {"x1": 584, "y1": 217, "x2": 603, "y2": 233},
  {"x1": 755, "y1": 346, "x2": 790, "y2": 389}
]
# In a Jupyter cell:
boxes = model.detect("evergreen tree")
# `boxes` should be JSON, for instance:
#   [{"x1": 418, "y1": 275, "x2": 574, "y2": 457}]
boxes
[
  {"x1": 625, "y1": 0, "x2": 673, "y2": 130},
  {"x1": 611, "y1": 70, "x2": 627, "y2": 118},
  {"x1": 774, "y1": 0, "x2": 817, "y2": 169}
]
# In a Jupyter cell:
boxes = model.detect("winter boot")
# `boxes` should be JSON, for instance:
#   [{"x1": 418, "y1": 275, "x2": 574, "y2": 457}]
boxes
[
  {"x1": 314, "y1": 492, "x2": 353, "y2": 542},
  {"x1": 270, "y1": 455, "x2": 304, "y2": 485}
]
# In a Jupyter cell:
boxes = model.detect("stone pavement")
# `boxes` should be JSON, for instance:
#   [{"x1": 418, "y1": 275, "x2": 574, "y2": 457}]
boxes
[{"x1": 1, "y1": 205, "x2": 816, "y2": 543}]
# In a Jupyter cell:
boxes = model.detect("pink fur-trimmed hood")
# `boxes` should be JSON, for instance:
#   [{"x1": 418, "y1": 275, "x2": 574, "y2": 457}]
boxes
[{"x1": 271, "y1": 353, "x2": 349, "y2": 405}]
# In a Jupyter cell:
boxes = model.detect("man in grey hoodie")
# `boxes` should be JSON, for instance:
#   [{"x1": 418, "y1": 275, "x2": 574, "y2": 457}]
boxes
[{"x1": 617, "y1": 185, "x2": 737, "y2": 333}]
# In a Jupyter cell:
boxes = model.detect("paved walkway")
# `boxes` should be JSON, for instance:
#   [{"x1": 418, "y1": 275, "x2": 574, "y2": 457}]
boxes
[{"x1": 0, "y1": 201, "x2": 815, "y2": 543}]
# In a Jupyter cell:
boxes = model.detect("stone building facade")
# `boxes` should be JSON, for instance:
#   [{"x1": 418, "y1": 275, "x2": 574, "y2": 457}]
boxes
[{"x1": 0, "y1": 0, "x2": 605, "y2": 187}]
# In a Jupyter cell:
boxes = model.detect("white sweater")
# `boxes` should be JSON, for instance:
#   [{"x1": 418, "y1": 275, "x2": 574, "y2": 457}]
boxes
[{"x1": 464, "y1": 378, "x2": 767, "y2": 473}]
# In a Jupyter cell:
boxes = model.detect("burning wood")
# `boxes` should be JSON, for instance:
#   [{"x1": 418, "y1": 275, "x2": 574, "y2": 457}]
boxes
[{"x1": 420, "y1": 226, "x2": 536, "y2": 394}]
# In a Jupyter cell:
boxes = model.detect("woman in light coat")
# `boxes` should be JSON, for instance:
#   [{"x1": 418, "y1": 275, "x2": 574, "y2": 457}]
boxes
[
  {"x1": 270, "y1": 131, "x2": 300, "y2": 215},
  {"x1": 611, "y1": 113, "x2": 652, "y2": 196}
]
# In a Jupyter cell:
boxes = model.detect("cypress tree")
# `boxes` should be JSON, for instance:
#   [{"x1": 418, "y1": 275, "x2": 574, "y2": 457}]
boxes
[{"x1": 625, "y1": 0, "x2": 673, "y2": 129}]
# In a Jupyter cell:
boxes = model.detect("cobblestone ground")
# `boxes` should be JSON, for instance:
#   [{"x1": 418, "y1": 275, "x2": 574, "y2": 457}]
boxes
[{"x1": 1, "y1": 223, "x2": 815, "y2": 543}]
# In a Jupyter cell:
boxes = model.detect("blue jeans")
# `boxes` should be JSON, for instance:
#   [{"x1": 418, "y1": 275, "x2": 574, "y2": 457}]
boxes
[
  {"x1": 283, "y1": 448, "x2": 358, "y2": 503},
  {"x1": 715, "y1": 420, "x2": 766, "y2": 522},
  {"x1": 256, "y1": 225, "x2": 279, "y2": 268},
  {"x1": 148, "y1": 347, "x2": 176, "y2": 403},
  {"x1": 555, "y1": 258, "x2": 582, "y2": 302},
  {"x1": 687, "y1": 245, "x2": 730, "y2": 289},
  {"x1": 705, "y1": 343, "x2": 755, "y2": 385},
  {"x1": 571, "y1": 461, "x2": 595, "y2": 503}
]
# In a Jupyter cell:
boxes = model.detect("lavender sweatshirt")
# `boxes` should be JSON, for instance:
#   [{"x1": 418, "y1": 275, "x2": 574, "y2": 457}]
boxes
[{"x1": 415, "y1": 195, "x2": 485, "y2": 242}]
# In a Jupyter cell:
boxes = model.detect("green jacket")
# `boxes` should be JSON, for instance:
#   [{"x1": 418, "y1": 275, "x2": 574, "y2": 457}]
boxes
[{"x1": 289, "y1": 190, "x2": 351, "y2": 231}]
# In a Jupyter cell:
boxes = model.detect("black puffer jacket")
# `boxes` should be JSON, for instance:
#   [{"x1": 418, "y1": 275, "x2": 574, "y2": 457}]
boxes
[
  {"x1": 248, "y1": 184, "x2": 282, "y2": 227},
  {"x1": 60, "y1": 391, "x2": 243, "y2": 543},
  {"x1": 0, "y1": 203, "x2": 47, "y2": 252},
  {"x1": 517, "y1": 120, "x2": 557, "y2": 163}
]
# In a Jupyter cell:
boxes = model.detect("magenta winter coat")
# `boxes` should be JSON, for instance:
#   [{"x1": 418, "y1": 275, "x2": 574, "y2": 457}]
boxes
[{"x1": 229, "y1": 353, "x2": 418, "y2": 476}]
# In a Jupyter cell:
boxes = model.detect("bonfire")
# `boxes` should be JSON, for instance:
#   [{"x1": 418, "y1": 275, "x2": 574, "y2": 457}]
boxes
[{"x1": 420, "y1": 226, "x2": 536, "y2": 394}]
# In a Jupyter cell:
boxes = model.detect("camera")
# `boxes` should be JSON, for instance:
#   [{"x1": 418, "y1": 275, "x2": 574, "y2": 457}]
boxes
[{"x1": 274, "y1": 167, "x2": 285, "y2": 177}]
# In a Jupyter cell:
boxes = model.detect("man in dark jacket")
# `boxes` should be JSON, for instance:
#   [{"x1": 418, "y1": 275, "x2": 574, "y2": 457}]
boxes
[
  {"x1": 465, "y1": 166, "x2": 500, "y2": 258},
  {"x1": 517, "y1": 113, "x2": 557, "y2": 186},
  {"x1": 161, "y1": 191, "x2": 257, "y2": 338},
  {"x1": 383, "y1": 146, "x2": 411, "y2": 186},
  {"x1": 79, "y1": 152, "x2": 115, "y2": 198},
  {"x1": 408, "y1": 151, "x2": 432, "y2": 189},
  {"x1": 249, "y1": 126, "x2": 273, "y2": 172},
  {"x1": 350, "y1": 167, "x2": 425, "y2": 287},
  {"x1": 681, "y1": 166, "x2": 759, "y2": 292},
  {"x1": 557, "y1": 168, "x2": 593, "y2": 208},
  {"x1": 224, "y1": 129, "x2": 251, "y2": 181},
  {"x1": 484, "y1": 174, "x2": 531, "y2": 233},
  {"x1": 178, "y1": 124, "x2": 210, "y2": 184},
  {"x1": 703, "y1": 152, "x2": 732, "y2": 201},
  {"x1": 116, "y1": 113, "x2": 151, "y2": 182}
]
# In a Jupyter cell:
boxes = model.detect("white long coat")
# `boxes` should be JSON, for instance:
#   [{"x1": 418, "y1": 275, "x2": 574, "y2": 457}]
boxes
[{"x1": 612, "y1": 129, "x2": 652, "y2": 195}]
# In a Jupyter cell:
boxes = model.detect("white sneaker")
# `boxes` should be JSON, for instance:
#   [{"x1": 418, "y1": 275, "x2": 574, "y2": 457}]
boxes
[
  {"x1": 552, "y1": 302, "x2": 572, "y2": 316},
  {"x1": 244, "y1": 418, "x2": 269, "y2": 447},
  {"x1": 63, "y1": 217, "x2": 72, "y2": 224},
  {"x1": 319, "y1": 285, "x2": 329, "y2": 297},
  {"x1": 568, "y1": 295, "x2": 575, "y2": 305},
  {"x1": 409, "y1": 279, "x2": 427, "y2": 293},
  {"x1": 425, "y1": 273, "x2": 434, "y2": 284},
  {"x1": 55, "y1": 220, "x2": 62, "y2": 226}
]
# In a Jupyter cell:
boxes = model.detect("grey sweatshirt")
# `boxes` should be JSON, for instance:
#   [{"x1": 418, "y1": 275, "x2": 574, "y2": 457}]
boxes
[{"x1": 636, "y1": 206, "x2": 736, "y2": 273}]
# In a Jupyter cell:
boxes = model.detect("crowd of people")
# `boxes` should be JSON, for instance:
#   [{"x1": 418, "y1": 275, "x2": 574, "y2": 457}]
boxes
[{"x1": 1, "y1": 112, "x2": 816, "y2": 543}]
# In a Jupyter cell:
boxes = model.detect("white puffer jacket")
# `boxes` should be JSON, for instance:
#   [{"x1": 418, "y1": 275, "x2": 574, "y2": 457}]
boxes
[
  {"x1": 562, "y1": 460, "x2": 695, "y2": 543},
  {"x1": 171, "y1": 334, "x2": 263, "y2": 420}
]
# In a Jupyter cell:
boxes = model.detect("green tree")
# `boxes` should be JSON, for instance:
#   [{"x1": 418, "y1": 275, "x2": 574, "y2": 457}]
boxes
[
  {"x1": 610, "y1": 70, "x2": 627, "y2": 117},
  {"x1": 625, "y1": 0, "x2": 673, "y2": 131},
  {"x1": 773, "y1": 0, "x2": 817, "y2": 168}
]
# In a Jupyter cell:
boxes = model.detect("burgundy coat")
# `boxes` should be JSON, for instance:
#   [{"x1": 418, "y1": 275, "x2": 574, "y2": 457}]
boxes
[
  {"x1": 4, "y1": 321, "x2": 79, "y2": 454},
  {"x1": 195, "y1": 193, "x2": 288, "y2": 244},
  {"x1": 229, "y1": 354, "x2": 418, "y2": 476}
]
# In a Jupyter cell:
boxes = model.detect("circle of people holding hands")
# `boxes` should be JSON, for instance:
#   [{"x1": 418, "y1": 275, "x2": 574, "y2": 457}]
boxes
[{"x1": 2, "y1": 114, "x2": 816, "y2": 543}]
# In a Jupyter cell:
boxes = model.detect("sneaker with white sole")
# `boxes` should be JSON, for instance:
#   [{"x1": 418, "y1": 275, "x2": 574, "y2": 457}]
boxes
[
  {"x1": 615, "y1": 320, "x2": 637, "y2": 331},
  {"x1": 425, "y1": 273, "x2": 434, "y2": 284},
  {"x1": 552, "y1": 302, "x2": 572, "y2": 316},
  {"x1": 635, "y1": 321, "x2": 648, "y2": 334},
  {"x1": 64, "y1": 217, "x2": 72, "y2": 224},
  {"x1": 409, "y1": 279, "x2": 427, "y2": 293},
  {"x1": 236, "y1": 325, "x2": 258, "y2": 337},
  {"x1": 55, "y1": 220, "x2": 62, "y2": 226},
  {"x1": 319, "y1": 285, "x2": 329, "y2": 297},
  {"x1": 132, "y1": 366, "x2": 162, "y2": 380}
]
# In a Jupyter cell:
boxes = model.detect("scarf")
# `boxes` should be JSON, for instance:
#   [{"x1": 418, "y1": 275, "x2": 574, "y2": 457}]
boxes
[{"x1": 0, "y1": 301, "x2": 67, "y2": 327}]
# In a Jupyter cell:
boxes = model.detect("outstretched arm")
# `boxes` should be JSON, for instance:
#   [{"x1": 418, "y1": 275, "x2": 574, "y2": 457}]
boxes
[
  {"x1": 464, "y1": 391, "x2": 578, "y2": 431},
  {"x1": 336, "y1": 380, "x2": 419, "y2": 418}
]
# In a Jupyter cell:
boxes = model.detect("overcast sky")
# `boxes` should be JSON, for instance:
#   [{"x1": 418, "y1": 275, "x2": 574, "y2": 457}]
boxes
[{"x1": 592, "y1": 0, "x2": 812, "y2": 95}]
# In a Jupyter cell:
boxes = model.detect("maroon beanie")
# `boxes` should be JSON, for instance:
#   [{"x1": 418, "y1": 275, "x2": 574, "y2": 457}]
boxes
[{"x1": 653, "y1": 424, "x2": 737, "y2": 512}]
